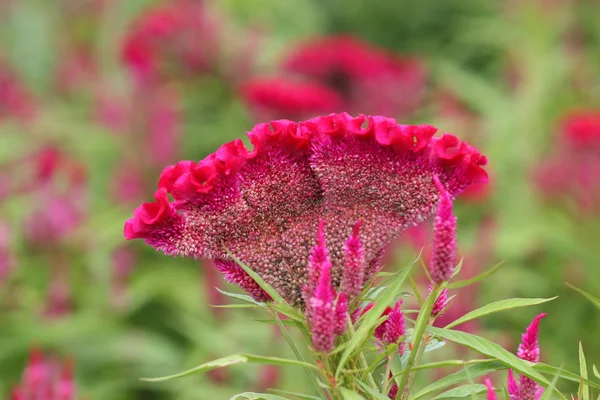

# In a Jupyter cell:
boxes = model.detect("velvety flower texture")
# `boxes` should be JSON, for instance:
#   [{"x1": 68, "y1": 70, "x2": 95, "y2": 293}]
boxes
[
  {"x1": 11, "y1": 349, "x2": 77, "y2": 400},
  {"x1": 283, "y1": 36, "x2": 426, "y2": 117},
  {"x1": 508, "y1": 313, "x2": 546, "y2": 400},
  {"x1": 124, "y1": 112, "x2": 487, "y2": 307},
  {"x1": 430, "y1": 285, "x2": 450, "y2": 317}
]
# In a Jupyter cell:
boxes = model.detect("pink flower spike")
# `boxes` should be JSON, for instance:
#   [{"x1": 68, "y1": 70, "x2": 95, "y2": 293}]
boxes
[
  {"x1": 517, "y1": 313, "x2": 546, "y2": 363},
  {"x1": 306, "y1": 220, "x2": 330, "y2": 294},
  {"x1": 309, "y1": 260, "x2": 337, "y2": 353},
  {"x1": 507, "y1": 369, "x2": 519, "y2": 399},
  {"x1": 341, "y1": 220, "x2": 366, "y2": 300},
  {"x1": 485, "y1": 378, "x2": 497, "y2": 400},
  {"x1": 334, "y1": 292, "x2": 349, "y2": 335},
  {"x1": 429, "y1": 175, "x2": 457, "y2": 283},
  {"x1": 430, "y1": 285, "x2": 450, "y2": 317},
  {"x1": 382, "y1": 299, "x2": 406, "y2": 354}
]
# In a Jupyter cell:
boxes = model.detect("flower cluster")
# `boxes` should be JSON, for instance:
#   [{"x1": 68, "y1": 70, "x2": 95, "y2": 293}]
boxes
[
  {"x1": 0, "y1": 58, "x2": 36, "y2": 122},
  {"x1": 240, "y1": 35, "x2": 426, "y2": 121},
  {"x1": 11, "y1": 349, "x2": 79, "y2": 400},
  {"x1": 124, "y1": 112, "x2": 487, "y2": 308}
]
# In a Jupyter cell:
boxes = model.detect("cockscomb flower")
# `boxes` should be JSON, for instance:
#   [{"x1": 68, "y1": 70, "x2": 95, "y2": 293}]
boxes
[
  {"x1": 428, "y1": 175, "x2": 458, "y2": 284},
  {"x1": 283, "y1": 35, "x2": 426, "y2": 117},
  {"x1": 11, "y1": 349, "x2": 78, "y2": 400},
  {"x1": 507, "y1": 313, "x2": 546, "y2": 400},
  {"x1": 240, "y1": 77, "x2": 344, "y2": 121},
  {"x1": 124, "y1": 112, "x2": 487, "y2": 308}
]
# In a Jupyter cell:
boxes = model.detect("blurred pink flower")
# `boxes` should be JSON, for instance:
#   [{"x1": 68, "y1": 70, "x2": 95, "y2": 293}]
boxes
[
  {"x1": 485, "y1": 378, "x2": 497, "y2": 400},
  {"x1": 121, "y1": 0, "x2": 218, "y2": 84},
  {"x1": 0, "y1": 59, "x2": 36, "y2": 121},
  {"x1": 111, "y1": 162, "x2": 146, "y2": 204},
  {"x1": 0, "y1": 221, "x2": 15, "y2": 284},
  {"x1": 240, "y1": 77, "x2": 344, "y2": 121},
  {"x1": 55, "y1": 49, "x2": 96, "y2": 95},
  {"x1": 145, "y1": 86, "x2": 181, "y2": 166},
  {"x1": 283, "y1": 35, "x2": 427, "y2": 117},
  {"x1": 111, "y1": 246, "x2": 137, "y2": 309},
  {"x1": 11, "y1": 349, "x2": 78, "y2": 400},
  {"x1": 124, "y1": 113, "x2": 487, "y2": 307}
]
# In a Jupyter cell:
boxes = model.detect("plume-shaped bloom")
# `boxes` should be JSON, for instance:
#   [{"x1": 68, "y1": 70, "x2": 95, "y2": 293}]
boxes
[
  {"x1": 341, "y1": 221, "x2": 366, "y2": 300},
  {"x1": 428, "y1": 175, "x2": 457, "y2": 283},
  {"x1": 215, "y1": 259, "x2": 271, "y2": 302},
  {"x1": 381, "y1": 300, "x2": 406, "y2": 353},
  {"x1": 11, "y1": 349, "x2": 78, "y2": 400},
  {"x1": 124, "y1": 113, "x2": 487, "y2": 307},
  {"x1": 240, "y1": 77, "x2": 344, "y2": 121},
  {"x1": 283, "y1": 35, "x2": 426, "y2": 117},
  {"x1": 309, "y1": 260, "x2": 337, "y2": 353},
  {"x1": 485, "y1": 378, "x2": 497, "y2": 400},
  {"x1": 430, "y1": 285, "x2": 450, "y2": 317},
  {"x1": 507, "y1": 313, "x2": 547, "y2": 400},
  {"x1": 388, "y1": 373, "x2": 399, "y2": 399}
]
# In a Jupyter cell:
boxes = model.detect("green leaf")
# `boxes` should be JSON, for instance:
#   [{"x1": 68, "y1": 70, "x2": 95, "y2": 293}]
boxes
[
  {"x1": 580, "y1": 342, "x2": 590, "y2": 400},
  {"x1": 267, "y1": 389, "x2": 321, "y2": 400},
  {"x1": 140, "y1": 354, "x2": 248, "y2": 382},
  {"x1": 593, "y1": 365, "x2": 600, "y2": 380},
  {"x1": 539, "y1": 366, "x2": 564, "y2": 400},
  {"x1": 427, "y1": 326, "x2": 550, "y2": 388},
  {"x1": 216, "y1": 288, "x2": 267, "y2": 306},
  {"x1": 225, "y1": 248, "x2": 287, "y2": 304},
  {"x1": 409, "y1": 360, "x2": 503, "y2": 399},
  {"x1": 140, "y1": 353, "x2": 317, "y2": 382},
  {"x1": 231, "y1": 393, "x2": 292, "y2": 400},
  {"x1": 566, "y1": 283, "x2": 600, "y2": 312},
  {"x1": 444, "y1": 297, "x2": 556, "y2": 329},
  {"x1": 335, "y1": 261, "x2": 415, "y2": 377},
  {"x1": 535, "y1": 363, "x2": 600, "y2": 390},
  {"x1": 448, "y1": 261, "x2": 504, "y2": 289},
  {"x1": 338, "y1": 387, "x2": 366, "y2": 400},
  {"x1": 354, "y1": 379, "x2": 392, "y2": 400},
  {"x1": 432, "y1": 384, "x2": 488, "y2": 399}
]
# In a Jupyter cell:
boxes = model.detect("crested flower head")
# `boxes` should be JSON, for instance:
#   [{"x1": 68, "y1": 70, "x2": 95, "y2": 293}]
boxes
[
  {"x1": 240, "y1": 77, "x2": 344, "y2": 121},
  {"x1": 283, "y1": 35, "x2": 426, "y2": 117},
  {"x1": 124, "y1": 113, "x2": 487, "y2": 307},
  {"x1": 428, "y1": 175, "x2": 457, "y2": 283}
]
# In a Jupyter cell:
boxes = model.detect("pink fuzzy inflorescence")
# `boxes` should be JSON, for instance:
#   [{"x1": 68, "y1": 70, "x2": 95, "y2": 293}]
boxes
[
  {"x1": 507, "y1": 313, "x2": 546, "y2": 400},
  {"x1": 428, "y1": 175, "x2": 457, "y2": 283},
  {"x1": 11, "y1": 349, "x2": 78, "y2": 400},
  {"x1": 124, "y1": 112, "x2": 487, "y2": 307}
]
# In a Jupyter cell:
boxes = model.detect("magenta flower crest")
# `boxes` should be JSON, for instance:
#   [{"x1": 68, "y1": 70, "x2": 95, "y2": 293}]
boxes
[
  {"x1": 428, "y1": 174, "x2": 458, "y2": 283},
  {"x1": 341, "y1": 220, "x2": 366, "y2": 300},
  {"x1": 124, "y1": 113, "x2": 487, "y2": 307}
]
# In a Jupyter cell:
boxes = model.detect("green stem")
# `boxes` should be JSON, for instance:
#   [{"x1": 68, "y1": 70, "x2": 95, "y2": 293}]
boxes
[
  {"x1": 395, "y1": 285, "x2": 442, "y2": 400},
  {"x1": 346, "y1": 316, "x2": 379, "y2": 391},
  {"x1": 268, "y1": 308, "x2": 325, "y2": 399},
  {"x1": 381, "y1": 354, "x2": 395, "y2": 395}
]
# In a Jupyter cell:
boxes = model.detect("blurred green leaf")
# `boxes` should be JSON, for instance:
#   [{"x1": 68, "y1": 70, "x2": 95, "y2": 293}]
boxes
[
  {"x1": 231, "y1": 393, "x2": 292, "y2": 400},
  {"x1": 580, "y1": 343, "x2": 590, "y2": 400},
  {"x1": 566, "y1": 284, "x2": 600, "y2": 312},
  {"x1": 444, "y1": 297, "x2": 557, "y2": 329},
  {"x1": 448, "y1": 261, "x2": 504, "y2": 289},
  {"x1": 338, "y1": 387, "x2": 366, "y2": 400},
  {"x1": 431, "y1": 384, "x2": 487, "y2": 399}
]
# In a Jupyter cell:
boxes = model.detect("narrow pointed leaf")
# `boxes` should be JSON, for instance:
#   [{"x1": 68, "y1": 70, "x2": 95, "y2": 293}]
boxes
[
  {"x1": 535, "y1": 363, "x2": 600, "y2": 390},
  {"x1": 540, "y1": 367, "x2": 564, "y2": 400},
  {"x1": 444, "y1": 297, "x2": 556, "y2": 329},
  {"x1": 427, "y1": 326, "x2": 549, "y2": 385},
  {"x1": 216, "y1": 288, "x2": 267, "y2": 306},
  {"x1": 267, "y1": 389, "x2": 321, "y2": 400},
  {"x1": 448, "y1": 261, "x2": 504, "y2": 289},
  {"x1": 593, "y1": 365, "x2": 600, "y2": 380},
  {"x1": 231, "y1": 393, "x2": 292, "y2": 400},
  {"x1": 566, "y1": 283, "x2": 600, "y2": 312},
  {"x1": 580, "y1": 342, "x2": 590, "y2": 400},
  {"x1": 354, "y1": 379, "x2": 392, "y2": 400},
  {"x1": 339, "y1": 388, "x2": 366, "y2": 400}
]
